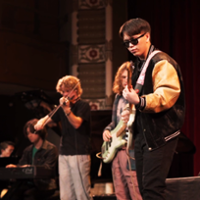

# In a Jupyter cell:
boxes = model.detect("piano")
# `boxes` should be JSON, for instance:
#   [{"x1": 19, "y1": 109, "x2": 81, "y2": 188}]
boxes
[
  {"x1": 0, "y1": 166, "x2": 56, "y2": 200},
  {"x1": 0, "y1": 166, "x2": 55, "y2": 180}
]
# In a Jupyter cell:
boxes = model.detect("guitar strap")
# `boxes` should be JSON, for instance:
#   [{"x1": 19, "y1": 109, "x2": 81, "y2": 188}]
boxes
[
  {"x1": 127, "y1": 49, "x2": 161, "y2": 150},
  {"x1": 135, "y1": 49, "x2": 161, "y2": 93}
]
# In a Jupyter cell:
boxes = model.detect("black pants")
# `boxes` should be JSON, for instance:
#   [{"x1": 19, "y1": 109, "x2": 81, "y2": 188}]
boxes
[{"x1": 134, "y1": 133, "x2": 178, "y2": 200}]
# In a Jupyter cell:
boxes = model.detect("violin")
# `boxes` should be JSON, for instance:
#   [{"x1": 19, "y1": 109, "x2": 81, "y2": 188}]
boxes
[{"x1": 37, "y1": 81, "x2": 80, "y2": 129}]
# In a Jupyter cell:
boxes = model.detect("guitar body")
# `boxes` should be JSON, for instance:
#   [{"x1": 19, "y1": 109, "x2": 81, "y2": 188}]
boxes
[
  {"x1": 101, "y1": 104, "x2": 136, "y2": 163},
  {"x1": 101, "y1": 120, "x2": 127, "y2": 163}
]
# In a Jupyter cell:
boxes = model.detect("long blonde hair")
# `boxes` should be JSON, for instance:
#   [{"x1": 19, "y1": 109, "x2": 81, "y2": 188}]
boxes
[{"x1": 113, "y1": 61, "x2": 133, "y2": 95}]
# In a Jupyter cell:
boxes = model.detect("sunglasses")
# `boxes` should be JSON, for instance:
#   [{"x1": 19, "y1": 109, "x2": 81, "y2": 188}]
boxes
[{"x1": 123, "y1": 32, "x2": 146, "y2": 48}]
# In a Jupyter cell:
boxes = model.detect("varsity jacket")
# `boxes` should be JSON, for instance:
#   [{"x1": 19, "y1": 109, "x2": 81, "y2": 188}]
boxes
[{"x1": 133, "y1": 46, "x2": 185, "y2": 151}]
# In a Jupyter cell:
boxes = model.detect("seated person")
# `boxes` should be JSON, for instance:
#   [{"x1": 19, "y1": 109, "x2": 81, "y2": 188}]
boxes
[
  {"x1": 5, "y1": 118, "x2": 58, "y2": 200},
  {"x1": 0, "y1": 141, "x2": 15, "y2": 197},
  {"x1": 0, "y1": 141, "x2": 15, "y2": 158}
]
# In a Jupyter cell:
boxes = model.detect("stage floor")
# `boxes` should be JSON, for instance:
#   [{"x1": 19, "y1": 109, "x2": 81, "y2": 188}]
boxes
[{"x1": 91, "y1": 176, "x2": 200, "y2": 200}]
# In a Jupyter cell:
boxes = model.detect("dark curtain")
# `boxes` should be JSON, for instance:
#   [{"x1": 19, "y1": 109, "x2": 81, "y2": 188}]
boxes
[{"x1": 127, "y1": 0, "x2": 200, "y2": 175}]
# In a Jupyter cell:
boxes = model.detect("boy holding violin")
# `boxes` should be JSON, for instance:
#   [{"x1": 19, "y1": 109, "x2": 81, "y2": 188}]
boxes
[{"x1": 34, "y1": 75, "x2": 93, "y2": 200}]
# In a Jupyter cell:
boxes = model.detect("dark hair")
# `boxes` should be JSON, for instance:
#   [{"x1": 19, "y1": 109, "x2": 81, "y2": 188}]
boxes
[
  {"x1": 119, "y1": 18, "x2": 151, "y2": 38},
  {"x1": 23, "y1": 118, "x2": 47, "y2": 140},
  {"x1": 0, "y1": 141, "x2": 15, "y2": 151}
]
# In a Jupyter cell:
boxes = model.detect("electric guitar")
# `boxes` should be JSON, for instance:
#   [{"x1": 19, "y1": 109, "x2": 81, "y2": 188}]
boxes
[{"x1": 101, "y1": 104, "x2": 136, "y2": 163}]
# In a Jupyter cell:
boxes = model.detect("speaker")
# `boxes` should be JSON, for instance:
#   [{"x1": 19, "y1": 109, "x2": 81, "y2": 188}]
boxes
[{"x1": 165, "y1": 176, "x2": 200, "y2": 200}]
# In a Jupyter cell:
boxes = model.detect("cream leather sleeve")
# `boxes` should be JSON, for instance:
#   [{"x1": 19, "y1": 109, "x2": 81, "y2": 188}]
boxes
[{"x1": 142, "y1": 60, "x2": 181, "y2": 113}]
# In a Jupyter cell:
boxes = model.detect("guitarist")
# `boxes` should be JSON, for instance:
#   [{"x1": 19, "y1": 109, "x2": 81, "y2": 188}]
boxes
[
  {"x1": 102, "y1": 61, "x2": 142, "y2": 200},
  {"x1": 120, "y1": 18, "x2": 185, "y2": 200}
]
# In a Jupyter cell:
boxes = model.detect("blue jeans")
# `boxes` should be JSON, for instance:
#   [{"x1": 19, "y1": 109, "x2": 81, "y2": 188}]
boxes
[
  {"x1": 134, "y1": 133, "x2": 178, "y2": 200},
  {"x1": 59, "y1": 155, "x2": 93, "y2": 200}
]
